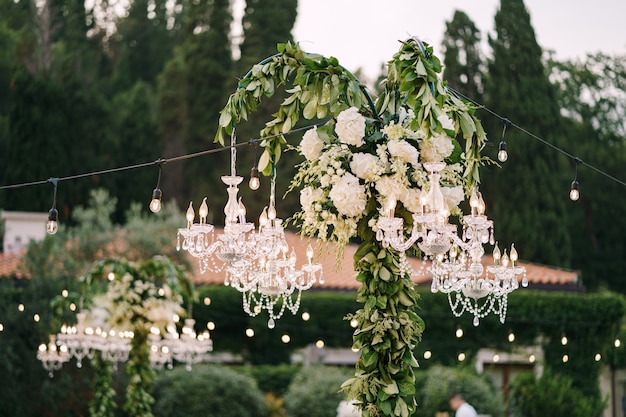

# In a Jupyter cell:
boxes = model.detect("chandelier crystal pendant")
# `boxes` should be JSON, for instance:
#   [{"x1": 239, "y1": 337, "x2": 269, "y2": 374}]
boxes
[{"x1": 376, "y1": 162, "x2": 526, "y2": 325}]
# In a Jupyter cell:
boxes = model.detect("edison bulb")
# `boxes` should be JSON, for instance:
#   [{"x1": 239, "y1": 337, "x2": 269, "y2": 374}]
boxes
[
  {"x1": 46, "y1": 208, "x2": 59, "y2": 235},
  {"x1": 149, "y1": 198, "x2": 162, "y2": 213},
  {"x1": 46, "y1": 219, "x2": 58, "y2": 235},
  {"x1": 497, "y1": 149, "x2": 508, "y2": 162},
  {"x1": 149, "y1": 189, "x2": 162, "y2": 213}
]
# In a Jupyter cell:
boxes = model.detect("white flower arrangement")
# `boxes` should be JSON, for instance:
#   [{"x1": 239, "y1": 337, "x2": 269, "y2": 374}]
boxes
[
  {"x1": 291, "y1": 106, "x2": 465, "y2": 251},
  {"x1": 90, "y1": 272, "x2": 184, "y2": 333}
]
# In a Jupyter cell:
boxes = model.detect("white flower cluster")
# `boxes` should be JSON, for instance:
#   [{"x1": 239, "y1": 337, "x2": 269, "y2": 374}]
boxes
[
  {"x1": 91, "y1": 272, "x2": 184, "y2": 332},
  {"x1": 294, "y1": 106, "x2": 464, "y2": 248}
]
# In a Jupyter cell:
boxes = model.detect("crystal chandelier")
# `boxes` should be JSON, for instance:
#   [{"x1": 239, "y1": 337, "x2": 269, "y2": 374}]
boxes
[
  {"x1": 37, "y1": 335, "x2": 71, "y2": 377},
  {"x1": 177, "y1": 130, "x2": 255, "y2": 273},
  {"x1": 176, "y1": 130, "x2": 324, "y2": 327},
  {"x1": 224, "y1": 172, "x2": 323, "y2": 328},
  {"x1": 376, "y1": 162, "x2": 526, "y2": 325},
  {"x1": 39, "y1": 311, "x2": 213, "y2": 376}
]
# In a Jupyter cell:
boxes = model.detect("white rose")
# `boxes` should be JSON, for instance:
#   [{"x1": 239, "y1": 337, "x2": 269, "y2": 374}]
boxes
[
  {"x1": 350, "y1": 153, "x2": 381, "y2": 181},
  {"x1": 300, "y1": 186, "x2": 324, "y2": 210},
  {"x1": 388, "y1": 140, "x2": 419, "y2": 165},
  {"x1": 336, "y1": 107, "x2": 366, "y2": 146},
  {"x1": 300, "y1": 127, "x2": 324, "y2": 160},
  {"x1": 441, "y1": 186, "x2": 465, "y2": 210},
  {"x1": 400, "y1": 187, "x2": 424, "y2": 213},
  {"x1": 375, "y1": 175, "x2": 405, "y2": 200},
  {"x1": 329, "y1": 172, "x2": 367, "y2": 217},
  {"x1": 433, "y1": 133, "x2": 454, "y2": 158},
  {"x1": 420, "y1": 133, "x2": 454, "y2": 162}
]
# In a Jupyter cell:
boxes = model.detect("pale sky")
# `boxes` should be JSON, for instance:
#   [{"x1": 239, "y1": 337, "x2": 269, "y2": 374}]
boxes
[{"x1": 291, "y1": 0, "x2": 626, "y2": 81}]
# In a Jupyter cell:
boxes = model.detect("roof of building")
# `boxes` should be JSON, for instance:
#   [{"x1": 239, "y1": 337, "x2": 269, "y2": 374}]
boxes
[
  {"x1": 0, "y1": 228, "x2": 580, "y2": 291},
  {"x1": 189, "y1": 229, "x2": 581, "y2": 291}
]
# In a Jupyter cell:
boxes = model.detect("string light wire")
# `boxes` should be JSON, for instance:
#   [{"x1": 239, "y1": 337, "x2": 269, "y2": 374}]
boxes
[
  {"x1": 446, "y1": 86, "x2": 626, "y2": 188},
  {"x1": 0, "y1": 99, "x2": 624, "y2": 201}
]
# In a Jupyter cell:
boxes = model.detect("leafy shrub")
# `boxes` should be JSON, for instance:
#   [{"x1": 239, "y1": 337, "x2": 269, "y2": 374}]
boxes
[
  {"x1": 283, "y1": 366, "x2": 354, "y2": 417},
  {"x1": 152, "y1": 365, "x2": 268, "y2": 417},
  {"x1": 415, "y1": 365, "x2": 505, "y2": 417},
  {"x1": 509, "y1": 370, "x2": 604, "y2": 417},
  {"x1": 235, "y1": 364, "x2": 300, "y2": 396}
]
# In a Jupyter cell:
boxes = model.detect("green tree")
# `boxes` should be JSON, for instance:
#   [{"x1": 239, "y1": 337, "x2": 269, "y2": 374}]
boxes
[
  {"x1": 1, "y1": 70, "x2": 112, "y2": 217},
  {"x1": 156, "y1": 48, "x2": 189, "y2": 207},
  {"x1": 236, "y1": 0, "x2": 302, "y2": 222},
  {"x1": 442, "y1": 10, "x2": 484, "y2": 101},
  {"x1": 110, "y1": 0, "x2": 181, "y2": 90},
  {"x1": 548, "y1": 53, "x2": 626, "y2": 291},
  {"x1": 181, "y1": 0, "x2": 232, "y2": 207},
  {"x1": 481, "y1": 0, "x2": 572, "y2": 267}
]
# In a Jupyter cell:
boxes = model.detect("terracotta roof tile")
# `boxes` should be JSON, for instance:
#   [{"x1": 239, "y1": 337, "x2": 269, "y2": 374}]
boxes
[
  {"x1": 188, "y1": 229, "x2": 580, "y2": 290},
  {"x1": 0, "y1": 250, "x2": 28, "y2": 279}
]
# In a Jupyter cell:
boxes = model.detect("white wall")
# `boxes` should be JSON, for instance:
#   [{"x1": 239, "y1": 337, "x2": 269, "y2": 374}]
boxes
[{"x1": 1, "y1": 210, "x2": 48, "y2": 253}]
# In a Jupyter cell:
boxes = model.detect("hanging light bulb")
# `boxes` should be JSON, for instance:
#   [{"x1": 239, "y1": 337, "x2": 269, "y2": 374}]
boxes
[
  {"x1": 497, "y1": 141, "x2": 508, "y2": 162},
  {"x1": 249, "y1": 166, "x2": 260, "y2": 190},
  {"x1": 46, "y1": 208, "x2": 59, "y2": 235},
  {"x1": 149, "y1": 161, "x2": 165, "y2": 213},
  {"x1": 46, "y1": 177, "x2": 59, "y2": 235},
  {"x1": 569, "y1": 180, "x2": 580, "y2": 201},
  {"x1": 498, "y1": 118, "x2": 511, "y2": 162},
  {"x1": 149, "y1": 188, "x2": 162, "y2": 213},
  {"x1": 569, "y1": 157, "x2": 582, "y2": 201}
]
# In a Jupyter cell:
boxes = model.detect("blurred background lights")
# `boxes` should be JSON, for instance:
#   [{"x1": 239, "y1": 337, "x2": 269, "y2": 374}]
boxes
[
  {"x1": 315, "y1": 340, "x2": 325, "y2": 348},
  {"x1": 281, "y1": 334, "x2": 290, "y2": 343},
  {"x1": 245, "y1": 328, "x2": 254, "y2": 337}
]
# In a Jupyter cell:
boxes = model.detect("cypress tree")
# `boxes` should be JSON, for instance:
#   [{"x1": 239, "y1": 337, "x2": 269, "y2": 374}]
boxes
[
  {"x1": 481, "y1": 0, "x2": 572, "y2": 266},
  {"x1": 235, "y1": 0, "x2": 300, "y2": 220},
  {"x1": 442, "y1": 9, "x2": 484, "y2": 101}
]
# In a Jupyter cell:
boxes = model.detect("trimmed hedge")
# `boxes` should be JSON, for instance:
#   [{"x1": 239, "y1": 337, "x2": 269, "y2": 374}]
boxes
[{"x1": 152, "y1": 365, "x2": 268, "y2": 417}]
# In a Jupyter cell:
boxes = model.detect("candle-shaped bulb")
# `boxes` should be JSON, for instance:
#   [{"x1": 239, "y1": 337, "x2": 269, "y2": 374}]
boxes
[
  {"x1": 510, "y1": 243, "x2": 518, "y2": 265},
  {"x1": 185, "y1": 202, "x2": 194, "y2": 226},
  {"x1": 477, "y1": 192, "x2": 486, "y2": 215},
  {"x1": 501, "y1": 250, "x2": 510, "y2": 267},
  {"x1": 238, "y1": 197, "x2": 246, "y2": 221},
  {"x1": 306, "y1": 244, "x2": 314, "y2": 264},
  {"x1": 268, "y1": 204, "x2": 277, "y2": 220},
  {"x1": 259, "y1": 207, "x2": 268, "y2": 227},
  {"x1": 198, "y1": 197, "x2": 209, "y2": 224},
  {"x1": 493, "y1": 243, "x2": 501, "y2": 265},
  {"x1": 387, "y1": 196, "x2": 396, "y2": 217}
]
